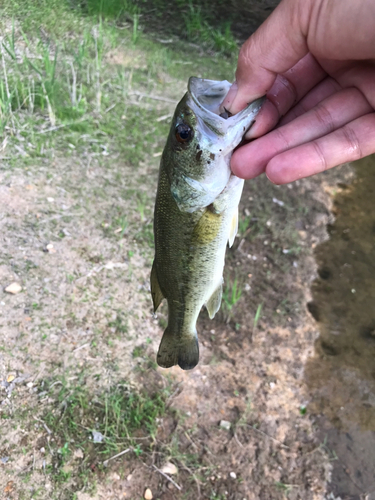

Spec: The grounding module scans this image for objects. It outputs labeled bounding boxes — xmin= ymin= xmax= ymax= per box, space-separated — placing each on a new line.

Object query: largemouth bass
xmin=151 ymin=77 xmax=263 ymax=370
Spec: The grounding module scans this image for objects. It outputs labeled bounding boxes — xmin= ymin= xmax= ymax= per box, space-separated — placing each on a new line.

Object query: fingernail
xmin=244 ymin=120 xmax=257 ymax=140
xmin=223 ymin=82 xmax=238 ymax=112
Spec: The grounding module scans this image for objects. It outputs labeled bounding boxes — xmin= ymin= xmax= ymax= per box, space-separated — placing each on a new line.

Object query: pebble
xmin=5 ymin=282 xmax=22 ymax=294
xmin=161 ymin=462 xmax=178 ymax=475
xmin=144 ymin=488 xmax=153 ymax=500
xmin=45 ymin=243 xmax=56 ymax=253
xmin=220 ymin=420 xmax=231 ymax=430
xmin=230 ymin=472 xmax=237 ymax=479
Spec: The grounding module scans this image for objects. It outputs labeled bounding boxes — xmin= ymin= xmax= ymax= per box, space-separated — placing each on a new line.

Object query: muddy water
xmin=305 ymin=155 xmax=375 ymax=499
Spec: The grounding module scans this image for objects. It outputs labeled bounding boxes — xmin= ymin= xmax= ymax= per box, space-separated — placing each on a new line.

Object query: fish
xmin=151 ymin=77 xmax=264 ymax=370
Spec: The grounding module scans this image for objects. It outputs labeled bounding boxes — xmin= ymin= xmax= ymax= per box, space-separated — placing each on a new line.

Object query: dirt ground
xmin=0 ymin=128 xmax=357 ymax=499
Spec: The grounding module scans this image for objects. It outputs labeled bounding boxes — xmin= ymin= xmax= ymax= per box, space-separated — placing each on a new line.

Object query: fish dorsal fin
xmin=151 ymin=261 xmax=164 ymax=312
xmin=228 ymin=209 xmax=239 ymax=248
xmin=205 ymin=282 xmax=223 ymax=319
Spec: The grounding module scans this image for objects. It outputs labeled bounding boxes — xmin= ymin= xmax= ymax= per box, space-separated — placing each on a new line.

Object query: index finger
xmin=226 ymin=0 xmax=311 ymax=114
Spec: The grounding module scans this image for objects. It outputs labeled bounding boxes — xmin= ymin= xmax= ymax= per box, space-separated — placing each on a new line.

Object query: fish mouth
xmin=169 ymin=78 xmax=264 ymax=213
xmin=188 ymin=77 xmax=265 ymax=138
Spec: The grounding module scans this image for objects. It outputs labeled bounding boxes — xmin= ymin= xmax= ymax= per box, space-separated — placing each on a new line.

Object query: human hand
xmin=224 ymin=0 xmax=375 ymax=184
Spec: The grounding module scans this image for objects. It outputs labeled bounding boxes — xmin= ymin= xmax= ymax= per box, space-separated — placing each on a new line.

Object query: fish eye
xmin=175 ymin=123 xmax=193 ymax=144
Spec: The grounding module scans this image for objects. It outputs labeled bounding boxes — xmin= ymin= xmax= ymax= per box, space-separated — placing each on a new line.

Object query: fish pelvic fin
xmin=151 ymin=261 xmax=164 ymax=312
xmin=228 ymin=208 xmax=239 ymax=248
xmin=157 ymin=327 xmax=199 ymax=370
xmin=206 ymin=282 xmax=223 ymax=319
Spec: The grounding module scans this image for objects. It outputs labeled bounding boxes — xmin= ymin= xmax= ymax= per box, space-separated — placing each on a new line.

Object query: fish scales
xmin=151 ymin=77 xmax=264 ymax=370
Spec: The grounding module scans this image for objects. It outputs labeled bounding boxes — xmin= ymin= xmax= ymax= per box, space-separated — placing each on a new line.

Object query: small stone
xmin=40 ymin=447 xmax=45 ymax=454
xmin=5 ymin=283 xmax=22 ymax=294
xmin=220 ymin=420 xmax=231 ymax=430
xmin=27 ymin=382 xmax=33 ymax=388
xmin=161 ymin=462 xmax=178 ymax=475
xmin=126 ymin=474 xmax=132 ymax=481
xmin=47 ymin=197 xmax=54 ymax=202
xmin=230 ymin=472 xmax=237 ymax=479
xmin=144 ymin=488 xmax=153 ymax=500
xmin=45 ymin=243 xmax=56 ymax=254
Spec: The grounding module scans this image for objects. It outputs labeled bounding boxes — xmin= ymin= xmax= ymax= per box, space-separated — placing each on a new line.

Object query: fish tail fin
xmin=157 ymin=327 xmax=199 ymax=370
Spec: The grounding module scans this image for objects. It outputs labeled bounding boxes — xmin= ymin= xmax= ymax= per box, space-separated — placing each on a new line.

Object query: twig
xmin=36 ymin=117 xmax=88 ymax=134
xmin=102 ymin=448 xmax=131 ymax=467
xmin=69 ymin=60 xmax=77 ymax=107
xmin=246 ymin=424 xmax=290 ymax=449
xmin=0 ymin=44 xmax=15 ymax=131
xmin=129 ymin=91 xmax=176 ymax=103
xmin=234 ymin=431 xmax=244 ymax=448
xmin=104 ymin=103 xmax=117 ymax=114
xmin=73 ymin=343 xmax=90 ymax=352
xmin=152 ymin=464 xmax=182 ymax=491
xmin=156 ymin=113 xmax=172 ymax=122
xmin=76 ymin=261 xmax=128 ymax=282
xmin=180 ymin=463 xmax=201 ymax=498
xmin=33 ymin=416 xmax=52 ymax=435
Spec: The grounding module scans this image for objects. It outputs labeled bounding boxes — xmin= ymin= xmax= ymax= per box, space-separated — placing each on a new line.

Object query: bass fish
xmin=151 ymin=77 xmax=263 ymax=370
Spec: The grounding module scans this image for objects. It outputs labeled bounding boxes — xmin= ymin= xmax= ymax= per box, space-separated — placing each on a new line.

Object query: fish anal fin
xmin=228 ymin=209 xmax=239 ymax=248
xmin=206 ymin=282 xmax=223 ymax=319
xmin=151 ymin=261 xmax=164 ymax=312
xmin=157 ymin=327 xmax=199 ymax=370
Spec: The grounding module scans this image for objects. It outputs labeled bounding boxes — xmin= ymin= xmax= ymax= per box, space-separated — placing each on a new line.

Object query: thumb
xmin=225 ymin=0 xmax=312 ymax=114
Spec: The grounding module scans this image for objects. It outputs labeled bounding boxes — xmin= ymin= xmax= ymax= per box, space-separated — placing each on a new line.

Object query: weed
xmin=39 ymin=375 xmax=172 ymax=489
xmin=238 ymin=214 xmax=251 ymax=236
xmin=320 ymin=436 xmax=338 ymax=461
xmin=252 ymin=303 xmax=263 ymax=337
xmin=222 ymin=277 xmax=242 ymax=321
xmin=108 ymin=312 xmax=128 ymax=334
xmin=275 ymin=481 xmax=291 ymax=493
xmin=183 ymin=1 xmax=237 ymax=54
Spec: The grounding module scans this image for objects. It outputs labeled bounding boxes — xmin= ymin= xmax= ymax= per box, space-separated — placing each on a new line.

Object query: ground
xmin=0 ymin=2 xmax=374 ymax=500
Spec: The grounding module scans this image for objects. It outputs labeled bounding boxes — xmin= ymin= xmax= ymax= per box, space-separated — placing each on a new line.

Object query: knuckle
xmin=342 ymin=125 xmax=362 ymax=160
xmin=314 ymin=103 xmax=335 ymax=133
xmin=274 ymin=127 xmax=292 ymax=150
xmin=311 ymin=140 xmax=327 ymax=171
xmin=278 ymin=74 xmax=298 ymax=104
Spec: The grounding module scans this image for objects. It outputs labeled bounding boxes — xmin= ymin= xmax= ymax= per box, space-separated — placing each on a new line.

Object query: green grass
xmin=78 ymin=0 xmax=238 ymax=54
xmin=0 ymin=1 xmax=236 ymax=174
xmin=222 ymin=277 xmax=242 ymax=321
xmin=38 ymin=374 xmax=172 ymax=489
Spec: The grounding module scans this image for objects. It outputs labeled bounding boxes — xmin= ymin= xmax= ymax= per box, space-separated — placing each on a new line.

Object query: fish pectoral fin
xmin=205 ymin=282 xmax=223 ymax=319
xmin=157 ymin=327 xmax=199 ymax=370
xmin=228 ymin=209 xmax=239 ymax=248
xmin=151 ymin=261 xmax=164 ymax=312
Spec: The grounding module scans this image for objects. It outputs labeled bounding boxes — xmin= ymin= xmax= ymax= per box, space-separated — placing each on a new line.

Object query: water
xmin=305 ymin=155 xmax=375 ymax=499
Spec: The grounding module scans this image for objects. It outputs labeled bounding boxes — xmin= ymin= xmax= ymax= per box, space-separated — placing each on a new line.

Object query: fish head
xmin=163 ymin=77 xmax=264 ymax=213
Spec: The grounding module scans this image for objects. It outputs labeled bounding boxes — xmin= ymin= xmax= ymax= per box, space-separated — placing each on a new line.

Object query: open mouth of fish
xmin=170 ymin=77 xmax=264 ymax=213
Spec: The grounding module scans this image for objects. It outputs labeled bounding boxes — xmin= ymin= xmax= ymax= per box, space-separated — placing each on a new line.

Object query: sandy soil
xmin=0 ymin=129 xmax=357 ymax=500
